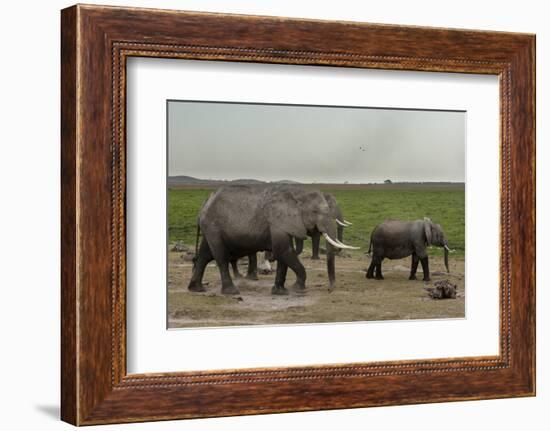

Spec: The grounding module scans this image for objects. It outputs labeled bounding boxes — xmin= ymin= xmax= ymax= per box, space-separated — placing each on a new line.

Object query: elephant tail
xmin=365 ymin=232 xmax=374 ymax=257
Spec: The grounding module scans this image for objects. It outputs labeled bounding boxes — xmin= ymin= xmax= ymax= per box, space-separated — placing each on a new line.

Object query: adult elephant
xmin=229 ymin=192 xmax=350 ymax=275
xmin=188 ymin=184 xmax=357 ymax=295
xmin=366 ymin=217 xmax=453 ymax=281
xmin=294 ymin=192 xmax=351 ymax=260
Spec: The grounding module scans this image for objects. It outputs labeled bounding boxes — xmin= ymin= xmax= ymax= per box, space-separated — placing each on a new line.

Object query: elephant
xmin=220 ymin=190 xmax=349 ymax=280
xmin=294 ymin=192 xmax=351 ymax=260
xmin=188 ymin=184 xmax=358 ymax=295
xmin=366 ymin=217 xmax=452 ymax=281
xmin=234 ymin=192 xmax=350 ymax=277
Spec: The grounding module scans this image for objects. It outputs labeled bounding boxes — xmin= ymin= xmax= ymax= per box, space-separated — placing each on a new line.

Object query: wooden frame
xmin=61 ymin=4 xmax=535 ymax=425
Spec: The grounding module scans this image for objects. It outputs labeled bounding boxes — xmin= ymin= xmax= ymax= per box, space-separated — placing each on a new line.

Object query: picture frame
xmin=60 ymin=4 xmax=535 ymax=425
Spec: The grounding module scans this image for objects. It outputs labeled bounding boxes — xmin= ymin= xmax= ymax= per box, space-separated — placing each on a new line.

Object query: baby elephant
xmin=366 ymin=218 xmax=452 ymax=281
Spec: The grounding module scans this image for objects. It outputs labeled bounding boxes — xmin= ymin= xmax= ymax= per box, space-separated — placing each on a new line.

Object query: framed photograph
xmin=61 ymin=4 xmax=535 ymax=425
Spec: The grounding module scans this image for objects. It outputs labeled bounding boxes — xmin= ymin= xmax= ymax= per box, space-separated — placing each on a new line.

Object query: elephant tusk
xmin=323 ymin=233 xmax=344 ymax=249
xmin=335 ymin=219 xmax=348 ymax=227
xmin=323 ymin=233 xmax=361 ymax=250
xmin=323 ymin=232 xmax=342 ymax=248
xmin=336 ymin=240 xmax=361 ymax=250
xmin=444 ymin=245 xmax=456 ymax=253
xmin=343 ymin=219 xmax=353 ymax=226
xmin=343 ymin=245 xmax=360 ymax=250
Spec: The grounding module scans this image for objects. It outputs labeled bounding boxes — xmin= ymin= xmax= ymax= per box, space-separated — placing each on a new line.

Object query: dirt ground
xmin=167 ymin=250 xmax=465 ymax=328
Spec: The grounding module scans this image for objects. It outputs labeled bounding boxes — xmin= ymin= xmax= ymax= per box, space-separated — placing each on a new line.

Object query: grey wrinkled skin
xmin=230 ymin=192 xmax=345 ymax=274
xmin=294 ymin=192 xmax=346 ymax=260
xmin=195 ymin=194 xmax=264 ymax=281
xmin=188 ymin=184 xmax=339 ymax=295
xmin=366 ymin=218 xmax=450 ymax=282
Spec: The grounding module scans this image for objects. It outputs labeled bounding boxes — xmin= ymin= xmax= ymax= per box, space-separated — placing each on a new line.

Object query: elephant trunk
xmin=294 ymin=237 xmax=304 ymax=255
xmin=319 ymin=222 xmax=359 ymax=291
xmin=323 ymin=224 xmax=338 ymax=291
xmin=326 ymin=245 xmax=336 ymax=291
xmin=444 ymin=246 xmax=450 ymax=273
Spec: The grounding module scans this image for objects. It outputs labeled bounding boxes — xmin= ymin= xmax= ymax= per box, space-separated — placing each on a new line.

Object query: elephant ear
xmin=423 ymin=217 xmax=433 ymax=246
xmin=266 ymin=189 xmax=307 ymax=240
xmin=323 ymin=193 xmax=336 ymax=214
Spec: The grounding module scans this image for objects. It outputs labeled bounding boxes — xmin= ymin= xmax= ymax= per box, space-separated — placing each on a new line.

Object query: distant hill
xmin=168 ymin=175 xmax=217 ymax=186
xmin=167 ymin=176 xmax=464 ymax=189
xmin=167 ymin=175 xmax=302 ymax=188
xmin=272 ymin=179 xmax=302 ymax=184
xmin=227 ymin=178 xmax=266 ymax=185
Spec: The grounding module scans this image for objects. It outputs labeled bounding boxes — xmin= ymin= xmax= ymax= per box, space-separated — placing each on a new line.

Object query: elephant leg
xmin=282 ymin=250 xmax=307 ymax=291
xmin=272 ymin=230 xmax=306 ymax=291
xmin=366 ymin=258 xmax=376 ymax=279
xmin=246 ymin=253 xmax=259 ymax=280
xmin=230 ymin=258 xmax=242 ymax=278
xmin=409 ymin=253 xmax=420 ymax=280
xmin=219 ymin=262 xmax=239 ymax=294
xmin=188 ymin=239 xmax=213 ymax=292
xmin=420 ymin=256 xmax=430 ymax=281
xmin=294 ymin=238 xmax=304 ymax=255
xmin=311 ymin=232 xmax=321 ymax=260
xmin=375 ymin=258 xmax=384 ymax=280
xmin=207 ymin=236 xmax=240 ymax=295
xmin=272 ymin=260 xmax=289 ymax=295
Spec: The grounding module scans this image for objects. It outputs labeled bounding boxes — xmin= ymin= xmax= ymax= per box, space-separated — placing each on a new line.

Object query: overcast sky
xmin=168 ymin=101 xmax=465 ymax=183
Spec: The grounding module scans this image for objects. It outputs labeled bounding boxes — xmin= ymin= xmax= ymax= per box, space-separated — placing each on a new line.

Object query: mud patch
xmin=167 ymin=252 xmax=465 ymax=328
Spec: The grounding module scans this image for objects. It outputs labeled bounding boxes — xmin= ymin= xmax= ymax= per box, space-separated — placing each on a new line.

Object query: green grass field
xmin=168 ymin=185 xmax=465 ymax=258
